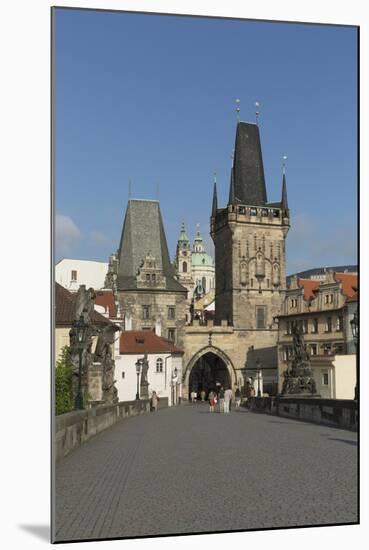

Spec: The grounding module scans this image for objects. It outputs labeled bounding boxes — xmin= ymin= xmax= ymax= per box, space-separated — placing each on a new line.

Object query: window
xmin=336 ymin=316 xmax=343 ymax=331
xmin=312 ymin=318 xmax=319 ymax=334
xmin=156 ymin=358 xmax=163 ymax=373
xmin=283 ymin=346 xmax=293 ymax=361
xmin=324 ymin=294 xmax=334 ymax=305
xmin=168 ymin=306 xmax=175 ymax=320
xmin=250 ymin=207 xmax=257 ymax=216
xmin=142 ymin=305 xmax=150 ymax=320
xmin=285 ymin=321 xmax=291 ymax=335
xmin=325 ymin=317 xmax=332 ymax=333
xmin=182 ymin=261 xmax=187 ymax=273
xmin=322 ymin=372 xmax=329 ymax=386
xmin=290 ymin=298 xmax=297 ymax=308
xmin=121 ymin=372 xmax=125 ymax=379
xmin=168 ymin=328 xmax=176 ymax=342
xmin=151 ymin=273 xmax=156 ymax=283
xmin=323 ymin=344 xmax=332 ymax=356
xmin=71 ymin=270 xmax=77 ymax=281
xmin=256 ymin=306 xmax=266 ymax=329
xmin=146 ymin=274 xmax=151 ymax=282
xmin=303 ymin=319 xmax=308 ymax=334
xmin=310 ymin=344 xmax=317 ymax=356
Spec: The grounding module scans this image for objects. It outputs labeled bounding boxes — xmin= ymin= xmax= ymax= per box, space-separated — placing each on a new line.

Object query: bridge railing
xmin=245 ymin=396 xmax=357 ymax=431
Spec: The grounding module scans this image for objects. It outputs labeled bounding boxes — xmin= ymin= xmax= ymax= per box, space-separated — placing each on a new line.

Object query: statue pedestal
xmin=140 ymin=381 xmax=149 ymax=400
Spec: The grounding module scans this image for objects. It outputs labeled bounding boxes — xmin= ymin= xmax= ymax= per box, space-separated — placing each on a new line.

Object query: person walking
xmin=208 ymin=390 xmax=216 ymax=413
xmin=200 ymin=389 xmax=206 ymax=402
xmin=235 ymin=387 xmax=241 ymax=409
xmin=151 ymin=391 xmax=158 ymax=412
xmin=224 ymin=387 xmax=233 ymax=414
xmin=218 ymin=386 xmax=225 ymax=413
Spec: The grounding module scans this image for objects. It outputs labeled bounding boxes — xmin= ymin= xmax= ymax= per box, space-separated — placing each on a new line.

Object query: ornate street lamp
xmin=72 ymin=314 xmax=89 ymax=410
xmin=135 ymin=359 xmax=142 ymax=400
xmin=350 ymin=311 xmax=358 ymax=400
xmin=256 ymin=358 xmax=262 ymax=397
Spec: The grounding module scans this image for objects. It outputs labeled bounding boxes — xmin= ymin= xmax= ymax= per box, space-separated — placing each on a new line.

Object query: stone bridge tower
xmin=211 ymin=121 xmax=290 ymax=334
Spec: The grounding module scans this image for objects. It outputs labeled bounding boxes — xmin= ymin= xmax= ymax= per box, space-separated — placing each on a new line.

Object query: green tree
xmin=55 ymin=345 xmax=74 ymax=415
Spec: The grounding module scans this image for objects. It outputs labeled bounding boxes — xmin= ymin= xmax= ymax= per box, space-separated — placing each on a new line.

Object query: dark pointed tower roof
xmin=211 ymin=175 xmax=218 ymax=217
xmin=230 ymin=121 xmax=267 ymax=206
xmin=228 ymin=166 xmax=235 ymax=205
xmin=281 ymin=171 xmax=288 ymax=211
xmin=116 ymin=199 xmax=185 ymax=292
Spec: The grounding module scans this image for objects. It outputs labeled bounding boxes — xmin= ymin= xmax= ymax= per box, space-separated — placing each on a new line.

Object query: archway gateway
xmin=184 ymin=347 xmax=236 ymax=400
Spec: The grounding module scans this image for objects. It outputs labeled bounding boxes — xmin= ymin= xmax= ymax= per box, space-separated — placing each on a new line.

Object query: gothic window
xmin=240 ymin=262 xmax=247 ymax=285
xmin=142 ymin=305 xmax=150 ymax=320
xmin=256 ymin=306 xmax=266 ymax=329
xmin=168 ymin=306 xmax=175 ymax=320
xmin=167 ymin=328 xmax=176 ymax=342
xmin=182 ymin=261 xmax=187 ymax=273
xmin=156 ymin=358 xmax=163 ymax=373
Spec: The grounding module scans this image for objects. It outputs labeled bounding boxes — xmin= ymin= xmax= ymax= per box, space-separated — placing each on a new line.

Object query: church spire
xmin=281 ymin=156 xmax=289 ymax=211
xmin=211 ymin=172 xmax=218 ymax=217
xmin=228 ymin=166 xmax=235 ymax=205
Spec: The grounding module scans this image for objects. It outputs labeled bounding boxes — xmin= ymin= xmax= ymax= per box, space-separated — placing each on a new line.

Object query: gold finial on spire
xmin=255 ymin=101 xmax=260 ymax=124
xmin=235 ymin=98 xmax=241 ymax=122
xmin=282 ymin=155 xmax=287 ymax=175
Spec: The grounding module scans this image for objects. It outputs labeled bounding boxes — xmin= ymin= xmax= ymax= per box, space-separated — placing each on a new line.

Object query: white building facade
xmin=115 ymin=331 xmax=184 ymax=406
xmin=55 ymin=259 xmax=108 ymax=292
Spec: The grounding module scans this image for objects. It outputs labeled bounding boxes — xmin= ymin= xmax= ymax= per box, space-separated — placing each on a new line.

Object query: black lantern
xmin=135 ymin=359 xmax=142 ymax=400
xmin=72 ymin=314 xmax=89 ymax=410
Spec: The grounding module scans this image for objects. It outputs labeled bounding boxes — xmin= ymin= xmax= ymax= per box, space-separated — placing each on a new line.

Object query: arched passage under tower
xmin=183 ymin=346 xmax=236 ymax=399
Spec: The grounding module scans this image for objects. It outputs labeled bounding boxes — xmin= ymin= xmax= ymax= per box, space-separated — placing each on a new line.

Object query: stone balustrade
xmin=54 ymin=397 xmax=169 ymax=461
xmin=245 ymin=396 xmax=357 ymax=431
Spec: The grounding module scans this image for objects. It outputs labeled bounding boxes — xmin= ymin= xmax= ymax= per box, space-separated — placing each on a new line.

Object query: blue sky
xmin=54 ymin=8 xmax=357 ymax=274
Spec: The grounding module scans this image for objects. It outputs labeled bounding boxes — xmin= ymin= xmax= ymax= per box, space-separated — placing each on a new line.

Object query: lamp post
xmin=350 ymin=311 xmax=358 ymax=400
xmin=171 ymin=367 xmax=178 ymax=405
xmin=135 ymin=359 xmax=142 ymax=400
xmin=256 ymin=358 xmax=262 ymax=397
xmin=72 ymin=314 xmax=89 ymax=410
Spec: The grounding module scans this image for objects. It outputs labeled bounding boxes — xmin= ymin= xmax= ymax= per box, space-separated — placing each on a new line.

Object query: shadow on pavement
xmin=328 ymin=438 xmax=357 ymax=446
xmin=19 ymin=524 xmax=50 ymax=542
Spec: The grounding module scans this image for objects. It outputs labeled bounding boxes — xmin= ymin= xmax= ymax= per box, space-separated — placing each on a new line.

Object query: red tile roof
xmin=298 ymin=278 xmax=320 ymax=300
xmin=95 ymin=289 xmax=117 ymax=318
xmin=334 ymin=273 xmax=358 ymax=298
xmin=55 ymin=283 xmax=116 ymax=328
xmin=120 ymin=331 xmax=183 ymax=355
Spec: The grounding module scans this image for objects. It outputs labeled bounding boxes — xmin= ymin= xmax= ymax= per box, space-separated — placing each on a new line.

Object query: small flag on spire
xmin=235 ymin=98 xmax=241 ymax=122
xmin=282 ymin=155 xmax=287 ymax=175
xmin=255 ymin=101 xmax=260 ymax=124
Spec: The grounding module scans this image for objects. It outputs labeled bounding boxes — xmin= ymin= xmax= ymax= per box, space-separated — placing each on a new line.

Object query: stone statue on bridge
xmin=140 ymin=353 xmax=150 ymax=400
xmin=281 ymin=322 xmax=318 ymax=396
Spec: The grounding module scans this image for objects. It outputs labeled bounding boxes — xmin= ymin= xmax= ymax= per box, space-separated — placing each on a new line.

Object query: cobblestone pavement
xmin=54 ymin=403 xmax=358 ymax=542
